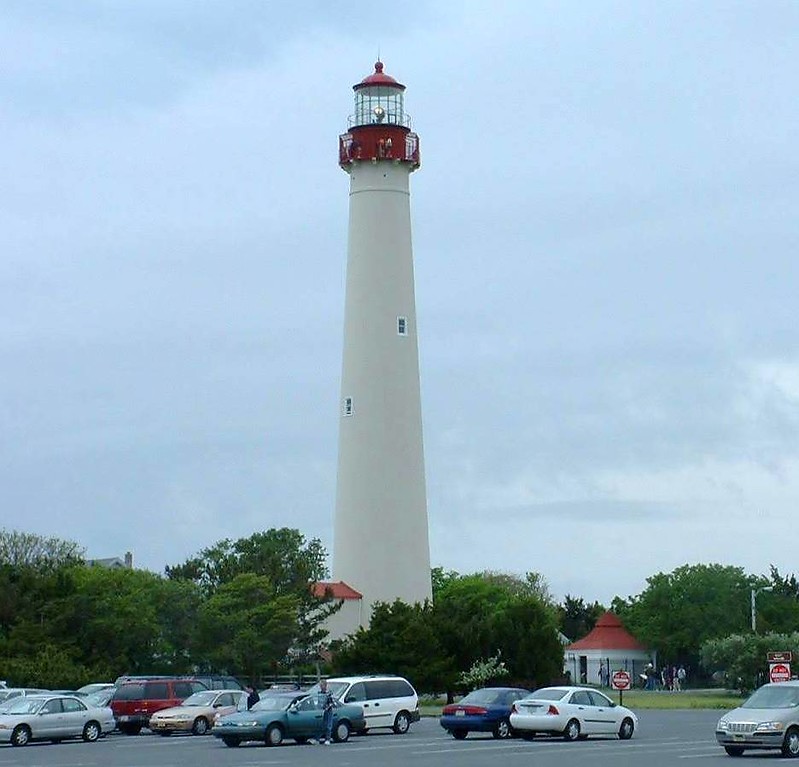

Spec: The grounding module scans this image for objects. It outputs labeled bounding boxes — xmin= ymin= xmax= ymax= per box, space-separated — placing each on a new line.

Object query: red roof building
xmin=564 ymin=612 xmax=652 ymax=687
xmin=566 ymin=612 xmax=647 ymax=652
xmin=312 ymin=581 xmax=363 ymax=600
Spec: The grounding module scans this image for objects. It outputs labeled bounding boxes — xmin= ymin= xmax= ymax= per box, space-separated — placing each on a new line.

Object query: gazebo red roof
xmin=566 ymin=612 xmax=647 ymax=651
xmin=312 ymin=581 xmax=363 ymax=600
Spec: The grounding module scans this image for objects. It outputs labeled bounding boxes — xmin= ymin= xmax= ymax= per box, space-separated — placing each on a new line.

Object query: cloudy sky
xmin=2 ymin=1 xmax=797 ymax=606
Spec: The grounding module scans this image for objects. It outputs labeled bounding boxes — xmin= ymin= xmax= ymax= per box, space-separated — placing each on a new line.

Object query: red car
xmin=111 ymin=678 xmax=207 ymax=735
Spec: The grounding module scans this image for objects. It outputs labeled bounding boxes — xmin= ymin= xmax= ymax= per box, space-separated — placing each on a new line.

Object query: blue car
xmin=440 ymin=687 xmax=531 ymax=739
xmin=213 ymin=691 xmax=365 ymax=747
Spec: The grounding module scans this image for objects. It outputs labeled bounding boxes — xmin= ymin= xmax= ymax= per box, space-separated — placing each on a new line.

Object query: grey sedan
xmin=716 ymin=680 xmax=799 ymax=757
xmin=0 ymin=694 xmax=116 ymax=747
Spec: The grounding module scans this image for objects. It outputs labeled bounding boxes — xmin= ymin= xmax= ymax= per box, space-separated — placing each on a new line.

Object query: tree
xmin=701 ymin=632 xmax=799 ymax=692
xmin=611 ymin=563 xmax=753 ymax=670
xmin=558 ymin=595 xmax=605 ymax=641
xmin=166 ymin=529 xmax=339 ymax=660
xmin=332 ymin=600 xmax=455 ymax=693
xmin=0 ymin=529 xmax=84 ymax=570
xmin=196 ymin=573 xmax=299 ymax=684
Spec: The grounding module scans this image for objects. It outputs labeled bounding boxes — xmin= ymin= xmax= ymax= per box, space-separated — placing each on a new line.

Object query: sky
xmin=2 ymin=1 xmax=798 ymax=606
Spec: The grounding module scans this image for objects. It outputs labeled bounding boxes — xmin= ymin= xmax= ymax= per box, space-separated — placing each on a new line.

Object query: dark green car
xmin=212 ymin=692 xmax=365 ymax=747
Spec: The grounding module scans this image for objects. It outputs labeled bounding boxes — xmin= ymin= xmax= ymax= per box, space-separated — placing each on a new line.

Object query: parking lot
xmin=0 ymin=710 xmax=764 ymax=767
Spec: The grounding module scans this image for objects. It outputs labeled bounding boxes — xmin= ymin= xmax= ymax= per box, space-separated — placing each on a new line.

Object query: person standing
xmin=315 ymin=679 xmax=336 ymax=745
xmin=246 ymin=685 xmax=260 ymax=710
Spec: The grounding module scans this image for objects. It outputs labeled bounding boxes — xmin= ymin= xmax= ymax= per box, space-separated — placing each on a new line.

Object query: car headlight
xmin=755 ymin=721 xmax=785 ymax=733
xmin=716 ymin=718 xmax=729 ymax=731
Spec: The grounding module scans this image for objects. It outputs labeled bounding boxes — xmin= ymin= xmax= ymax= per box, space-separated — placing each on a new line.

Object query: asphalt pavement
xmin=0 ymin=710 xmax=738 ymax=767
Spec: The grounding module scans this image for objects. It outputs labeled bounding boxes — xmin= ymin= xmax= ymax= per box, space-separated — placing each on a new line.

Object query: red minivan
xmin=111 ymin=678 xmax=207 ymax=734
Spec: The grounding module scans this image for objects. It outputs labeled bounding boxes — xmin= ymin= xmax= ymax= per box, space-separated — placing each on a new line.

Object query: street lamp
xmin=751 ymin=586 xmax=773 ymax=633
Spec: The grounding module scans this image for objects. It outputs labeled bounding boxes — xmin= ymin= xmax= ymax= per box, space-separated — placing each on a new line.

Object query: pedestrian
xmin=675 ymin=665 xmax=686 ymax=692
xmin=314 ymin=679 xmax=336 ymax=745
xmin=246 ymin=685 xmax=260 ymax=710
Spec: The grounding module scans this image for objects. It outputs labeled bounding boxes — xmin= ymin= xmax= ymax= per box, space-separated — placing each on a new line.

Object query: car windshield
xmin=743 ymin=686 xmax=799 ymax=709
xmin=526 ymin=688 xmax=569 ymax=701
xmin=182 ymin=691 xmax=217 ymax=707
xmin=5 ymin=697 xmax=44 ymax=714
xmin=459 ymin=689 xmax=504 ymax=705
xmin=252 ymin=696 xmax=298 ymax=712
xmin=306 ymin=682 xmax=348 ymax=698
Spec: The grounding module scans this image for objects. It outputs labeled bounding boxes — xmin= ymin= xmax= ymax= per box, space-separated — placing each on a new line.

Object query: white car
xmin=509 ymin=686 xmax=638 ymax=741
xmin=305 ymin=675 xmax=420 ymax=734
xmin=0 ymin=694 xmax=116 ymax=747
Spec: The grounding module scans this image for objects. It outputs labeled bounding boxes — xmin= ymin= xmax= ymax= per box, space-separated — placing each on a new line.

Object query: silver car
xmin=716 ymin=681 xmax=799 ymax=757
xmin=0 ymin=694 xmax=116 ymax=747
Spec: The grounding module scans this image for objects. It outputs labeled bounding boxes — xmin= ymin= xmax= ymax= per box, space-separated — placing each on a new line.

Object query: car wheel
xmin=618 ymin=717 xmax=635 ymax=740
xmin=192 ymin=717 xmax=209 ymax=736
xmin=82 ymin=721 xmax=101 ymax=742
xmin=222 ymin=736 xmax=240 ymax=747
xmin=782 ymin=727 xmax=799 ymax=758
xmin=451 ymin=729 xmax=468 ymax=740
xmin=493 ymin=718 xmax=512 ymax=739
xmin=520 ymin=731 xmax=536 ymax=741
xmin=265 ymin=723 xmax=284 ymax=746
xmin=392 ymin=711 xmax=411 ymax=734
xmin=563 ymin=718 xmax=581 ymax=741
xmin=724 ymin=746 xmax=745 ymax=756
xmin=11 ymin=725 xmax=31 ymax=747
xmin=120 ymin=724 xmax=142 ymax=735
xmin=334 ymin=720 xmax=351 ymax=743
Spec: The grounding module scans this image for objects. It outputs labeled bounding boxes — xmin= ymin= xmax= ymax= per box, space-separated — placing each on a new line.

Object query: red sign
xmin=768 ymin=652 xmax=793 ymax=662
xmin=611 ymin=670 xmax=632 ymax=690
xmin=769 ymin=663 xmax=791 ymax=683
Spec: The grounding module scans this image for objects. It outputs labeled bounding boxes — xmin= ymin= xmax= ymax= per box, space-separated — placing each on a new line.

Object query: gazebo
xmin=564 ymin=612 xmax=652 ymax=686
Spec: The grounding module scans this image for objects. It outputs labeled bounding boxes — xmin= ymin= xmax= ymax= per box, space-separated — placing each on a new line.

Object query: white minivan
xmin=308 ymin=675 xmax=420 ymax=734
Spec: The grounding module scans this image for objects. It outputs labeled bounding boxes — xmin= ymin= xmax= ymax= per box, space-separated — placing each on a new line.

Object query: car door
xmin=363 ymin=681 xmax=393 ymax=728
xmin=36 ymin=698 xmax=66 ymax=739
xmin=288 ymin=695 xmax=322 ymax=738
xmin=586 ymin=690 xmax=619 ymax=734
xmin=61 ymin=697 xmax=89 ymax=737
xmin=567 ymin=690 xmax=595 ymax=734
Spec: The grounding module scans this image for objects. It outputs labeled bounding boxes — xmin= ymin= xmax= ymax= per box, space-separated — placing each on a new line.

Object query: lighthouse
xmin=332 ymin=62 xmax=432 ymax=620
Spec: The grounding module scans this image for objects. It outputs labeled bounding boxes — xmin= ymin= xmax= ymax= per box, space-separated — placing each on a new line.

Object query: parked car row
xmin=440 ymin=686 xmax=637 ymax=742
xmin=0 ymin=673 xmax=422 ymax=748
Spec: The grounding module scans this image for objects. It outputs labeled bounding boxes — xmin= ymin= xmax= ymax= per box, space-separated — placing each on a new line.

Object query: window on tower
xmin=343 ymin=397 xmax=353 ymax=417
xmin=397 ymin=316 xmax=408 ymax=336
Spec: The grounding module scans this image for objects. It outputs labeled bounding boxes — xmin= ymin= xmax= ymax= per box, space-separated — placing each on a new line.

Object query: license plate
xmin=733 ymin=734 xmax=745 ymax=741
xmin=455 ymin=710 xmax=465 ymax=717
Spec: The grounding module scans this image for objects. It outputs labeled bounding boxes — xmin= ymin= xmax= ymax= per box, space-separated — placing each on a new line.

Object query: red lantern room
xmin=339 ymin=62 xmax=420 ymax=170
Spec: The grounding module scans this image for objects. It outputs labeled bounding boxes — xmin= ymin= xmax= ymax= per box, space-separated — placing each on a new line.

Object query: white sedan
xmin=509 ymin=686 xmax=637 ymax=741
xmin=0 ymin=694 xmax=116 ymax=747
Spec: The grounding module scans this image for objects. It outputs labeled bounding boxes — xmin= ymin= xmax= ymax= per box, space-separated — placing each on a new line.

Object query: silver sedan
xmin=716 ymin=681 xmax=799 ymax=757
xmin=0 ymin=694 xmax=116 ymax=747
xmin=509 ymin=686 xmax=638 ymax=741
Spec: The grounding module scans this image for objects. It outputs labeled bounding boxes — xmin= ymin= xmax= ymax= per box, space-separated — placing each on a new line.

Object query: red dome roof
xmin=354 ymin=61 xmax=405 ymax=91
xmin=566 ymin=612 xmax=647 ymax=651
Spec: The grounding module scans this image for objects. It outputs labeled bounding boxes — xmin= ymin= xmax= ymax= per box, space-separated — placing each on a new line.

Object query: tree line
xmin=1 ymin=528 xmax=795 ymax=692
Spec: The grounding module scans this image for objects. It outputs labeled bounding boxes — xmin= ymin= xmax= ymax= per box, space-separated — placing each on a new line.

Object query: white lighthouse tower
xmin=333 ymin=62 xmax=432 ymax=620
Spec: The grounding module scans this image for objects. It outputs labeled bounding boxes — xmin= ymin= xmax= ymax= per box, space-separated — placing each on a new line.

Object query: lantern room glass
xmin=353 ymin=86 xmax=408 ymax=128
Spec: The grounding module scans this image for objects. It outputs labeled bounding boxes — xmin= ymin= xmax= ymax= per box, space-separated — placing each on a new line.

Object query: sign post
xmin=768 ymin=652 xmax=792 ymax=683
xmin=611 ymin=670 xmax=632 ymax=705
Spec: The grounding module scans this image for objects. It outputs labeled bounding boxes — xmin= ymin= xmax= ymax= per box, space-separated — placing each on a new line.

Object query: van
xmin=110 ymin=678 xmax=207 ymax=734
xmin=307 ymin=675 xmax=420 ymax=734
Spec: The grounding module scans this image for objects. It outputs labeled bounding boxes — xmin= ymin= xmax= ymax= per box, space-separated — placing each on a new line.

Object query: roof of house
xmin=312 ymin=581 xmax=363 ymax=600
xmin=566 ymin=612 xmax=647 ymax=651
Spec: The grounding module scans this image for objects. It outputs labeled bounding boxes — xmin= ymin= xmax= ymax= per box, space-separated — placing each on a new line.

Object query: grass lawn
xmin=419 ymin=688 xmax=744 ymax=717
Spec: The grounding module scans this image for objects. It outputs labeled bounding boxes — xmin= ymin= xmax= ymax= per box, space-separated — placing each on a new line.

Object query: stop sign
xmin=770 ymin=662 xmax=791 ymax=683
xmin=611 ymin=670 xmax=632 ymax=690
